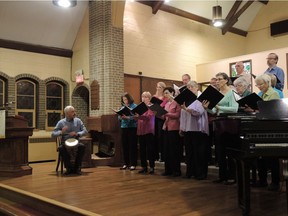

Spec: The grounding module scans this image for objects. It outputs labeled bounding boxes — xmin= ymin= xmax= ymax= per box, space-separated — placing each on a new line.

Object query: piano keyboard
xmin=252 ymin=143 xmax=288 ymax=148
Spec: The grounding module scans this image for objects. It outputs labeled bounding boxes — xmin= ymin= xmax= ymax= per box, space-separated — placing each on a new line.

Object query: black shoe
xmin=149 ymin=168 xmax=154 ymax=174
xmin=267 ymin=183 xmax=279 ymax=191
xmin=138 ymin=168 xmax=147 ymax=174
xmin=223 ymin=180 xmax=236 ymax=185
xmin=64 ymin=168 xmax=73 ymax=175
xmin=183 ymin=175 xmax=191 ymax=179
xmin=252 ymin=181 xmax=268 ymax=188
xmin=129 ymin=166 xmax=136 ymax=171
xmin=213 ymin=179 xmax=225 ymax=183
xmin=161 ymin=172 xmax=172 ymax=176
xmin=172 ymin=172 xmax=181 ymax=177
xmin=75 ymin=168 xmax=82 ymax=175
xmin=120 ymin=165 xmax=128 ymax=170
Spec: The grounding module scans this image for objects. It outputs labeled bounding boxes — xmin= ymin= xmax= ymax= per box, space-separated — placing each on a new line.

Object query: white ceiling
xmin=165 ymin=0 xmax=264 ymax=31
xmin=0 ymin=0 xmax=88 ymax=50
xmin=0 ymin=0 xmax=265 ymax=51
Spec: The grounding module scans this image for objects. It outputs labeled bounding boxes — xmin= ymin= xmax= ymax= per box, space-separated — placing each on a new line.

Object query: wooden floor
xmin=0 ymin=162 xmax=287 ymax=216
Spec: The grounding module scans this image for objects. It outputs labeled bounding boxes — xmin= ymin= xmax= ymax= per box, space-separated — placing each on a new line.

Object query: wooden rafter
xmin=137 ymin=0 xmax=270 ymax=37
xmin=224 ymin=0 xmax=242 ymax=23
xmin=152 ymin=0 xmax=164 ymax=14
xmin=258 ymin=0 xmax=269 ymax=5
xmin=222 ymin=0 xmax=255 ymax=35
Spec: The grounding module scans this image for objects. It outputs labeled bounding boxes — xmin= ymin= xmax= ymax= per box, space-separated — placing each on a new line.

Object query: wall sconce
xmin=212 ymin=5 xmax=224 ymax=27
xmin=53 ymin=0 xmax=77 ymax=8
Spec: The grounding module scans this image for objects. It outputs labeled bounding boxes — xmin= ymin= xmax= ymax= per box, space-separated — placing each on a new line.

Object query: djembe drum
xmin=65 ymin=138 xmax=79 ymax=163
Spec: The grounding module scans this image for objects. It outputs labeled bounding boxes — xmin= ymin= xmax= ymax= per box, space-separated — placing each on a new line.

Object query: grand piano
xmin=213 ymin=99 xmax=288 ymax=216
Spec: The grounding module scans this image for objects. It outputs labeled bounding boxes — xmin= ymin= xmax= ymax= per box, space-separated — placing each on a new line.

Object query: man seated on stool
xmin=52 ymin=105 xmax=87 ymax=175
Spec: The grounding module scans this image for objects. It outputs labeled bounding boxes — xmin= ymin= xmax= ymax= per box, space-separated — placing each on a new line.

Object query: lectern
xmin=0 ymin=115 xmax=34 ymax=177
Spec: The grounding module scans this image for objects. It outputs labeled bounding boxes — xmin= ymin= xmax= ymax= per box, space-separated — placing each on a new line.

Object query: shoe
xmin=223 ymin=180 xmax=236 ymax=185
xmin=75 ymin=168 xmax=82 ymax=175
xmin=251 ymin=181 xmax=268 ymax=188
xmin=64 ymin=168 xmax=73 ymax=175
xmin=138 ymin=168 xmax=147 ymax=174
xmin=172 ymin=172 xmax=181 ymax=177
xmin=213 ymin=179 xmax=225 ymax=183
xmin=130 ymin=166 xmax=136 ymax=171
xmin=183 ymin=175 xmax=191 ymax=179
xmin=267 ymin=183 xmax=279 ymax=191
xmin=120 ymin=165 xmax=128 ymax=170
xmin=149 ymin=168 xmax=154 ymax=174
xmin=161 ymin=172 xmax=172 ymax=176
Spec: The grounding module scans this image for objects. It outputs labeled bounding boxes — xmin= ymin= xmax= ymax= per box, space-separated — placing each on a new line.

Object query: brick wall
xmin=72 ymin=85 xmax=89 ymax=127
xmin=89 ymin=0 xmax=124 ymax=116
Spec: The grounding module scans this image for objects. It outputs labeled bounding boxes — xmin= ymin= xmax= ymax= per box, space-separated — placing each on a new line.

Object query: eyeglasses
xmin=216 ymin=78 xmax=224 ymax=81
xmin=255 ymin=83 xmax=265 ymax=87
xmin=266 ymin=58 xmax=276 ymax=60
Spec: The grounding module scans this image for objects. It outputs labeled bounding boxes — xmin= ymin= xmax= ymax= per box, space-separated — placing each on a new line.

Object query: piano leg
xmin=235 ymin=159 xmax=251 ymax=216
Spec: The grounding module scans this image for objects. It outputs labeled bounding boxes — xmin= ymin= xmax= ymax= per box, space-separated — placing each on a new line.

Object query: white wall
xmin=196 ymin=47 xmax=288 ymax=96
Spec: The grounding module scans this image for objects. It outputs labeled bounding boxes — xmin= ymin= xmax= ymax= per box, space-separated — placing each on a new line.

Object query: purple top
xmin=137 ymin=109 xmax=155 ymax=135
xmin=180 ymin=100 xmax=209 ymax=135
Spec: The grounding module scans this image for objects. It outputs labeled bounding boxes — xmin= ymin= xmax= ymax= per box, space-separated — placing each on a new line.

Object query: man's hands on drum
xmin=61 ymin=126 xmax=79 ymax=137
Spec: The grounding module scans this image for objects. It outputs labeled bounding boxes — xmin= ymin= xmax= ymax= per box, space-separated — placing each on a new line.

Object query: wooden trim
xmin=0 ymin=39 xmax=73 ymax=58
xmin=138 ymin=1 xmax=248 ymax=37
xmin=0 ymin=183 xmax=100 ymax=216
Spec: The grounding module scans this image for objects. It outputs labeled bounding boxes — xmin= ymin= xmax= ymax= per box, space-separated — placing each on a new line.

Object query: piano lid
xmin=256 ymin=99 xmax=288 ymax=120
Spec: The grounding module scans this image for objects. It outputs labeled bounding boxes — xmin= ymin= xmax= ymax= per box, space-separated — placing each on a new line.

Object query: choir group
xmin=117 ymin=52 xmax=285 ymax=191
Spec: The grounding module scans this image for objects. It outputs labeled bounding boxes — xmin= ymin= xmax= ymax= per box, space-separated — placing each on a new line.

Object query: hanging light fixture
xmin=212 ymin=4 xmax=224 ymax=27
xmin=53 ymin=0 xmax=77 ymax=8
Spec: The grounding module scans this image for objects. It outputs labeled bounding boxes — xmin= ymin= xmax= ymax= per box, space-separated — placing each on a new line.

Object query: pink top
xmin=137 ymin=109 xmax=155 ymax=135
xmin=162 ymin=100 xmax=181 ymax=131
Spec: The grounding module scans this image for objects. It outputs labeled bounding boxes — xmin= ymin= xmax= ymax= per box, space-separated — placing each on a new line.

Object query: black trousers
xmin=121 ymin=128 xmax=138 ymax=167
xmin=139 ymin=133 xmax=155 ymax=168
xmin=163 ymin=130 xmax=181 ymax=175
xmin=59 ymin=143 xmax=85 ymax=170
xmin=184 ymin=131 xmax=208 ymax=178
xmin=215 ymin=132 xmax=236 ymax=181
xmin=154 ymin=118 xmax=165 ymax=160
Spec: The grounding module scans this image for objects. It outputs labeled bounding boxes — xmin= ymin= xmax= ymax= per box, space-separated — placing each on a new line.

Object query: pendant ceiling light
xmin=212 ymin=4 xmax=224 ymax=27
xmin=53 ymin=0 xmax=77 ymax=8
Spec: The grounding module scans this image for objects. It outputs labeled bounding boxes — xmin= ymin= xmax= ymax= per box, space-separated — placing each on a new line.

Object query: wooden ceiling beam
xmin=258 ymin=0 xmax=269 ymax=5
xmin=225 ymin=0 xmax=242 ymax=22
xmin=152 ymin=0 xmax=164 ymax=14
xmin=222 ymin=0 xmax=255 ymax=35
xmin=138 ymin=1 xmax=248 ymax=37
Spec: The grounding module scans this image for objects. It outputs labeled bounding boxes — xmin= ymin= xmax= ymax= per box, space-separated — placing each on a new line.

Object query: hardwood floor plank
xmin=0 ymin=162 xmax=287 ymax=216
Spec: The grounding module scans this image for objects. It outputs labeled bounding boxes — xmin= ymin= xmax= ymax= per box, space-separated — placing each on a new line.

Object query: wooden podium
xmin=0 ymin=116 xmax=34 ymax=177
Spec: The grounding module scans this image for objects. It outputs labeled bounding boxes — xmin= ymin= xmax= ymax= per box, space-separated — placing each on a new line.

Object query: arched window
xmin=46 ymin=82 xmax=64 ymax=130
xmin=16 ymin=80 xmax=36 ymax=127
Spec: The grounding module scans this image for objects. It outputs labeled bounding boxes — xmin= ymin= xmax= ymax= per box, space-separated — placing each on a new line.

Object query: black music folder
xmin=197 ymin=85 xmax=224 ymax=109
xmin=173 ymin=84 xmax=187 ymax=94
xmin=148 ymin=103 xmax=168 ymax=118
xmin=112 ymin=106 xmax=132 ymax=116
xmin=236 ymin=92 xmax=263 ymax=110
xmin=150 ymin=96 xmax=163 ymax=105
xmin=130 ymin=102 xmax=148 ymax=115
xmin=174 ymin=88 xmax=197 ymax=107
xmin=230 ymin=76 xmax=238 ymax=83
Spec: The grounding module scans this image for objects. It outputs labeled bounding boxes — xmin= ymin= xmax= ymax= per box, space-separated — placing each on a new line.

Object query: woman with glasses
xmin=254 ymin=74 xmax=280 ymax=191
xmin=161 ymin=87 xmax=182 ymax=177
xmin=203 ymin=72 xmax=239 ymax=185
xmin=180 ymin=81 xmax=209 ymax=180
